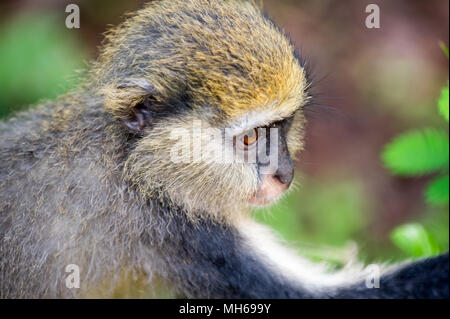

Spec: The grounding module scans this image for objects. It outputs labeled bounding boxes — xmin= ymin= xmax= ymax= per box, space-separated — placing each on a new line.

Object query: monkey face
xmin=97 ymin=0 xmax=310 ymax=221
xmin=121 ymin=105 xmax=306 ymax=221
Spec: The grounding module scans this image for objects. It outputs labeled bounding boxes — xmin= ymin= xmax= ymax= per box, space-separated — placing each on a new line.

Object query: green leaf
xmin=440 ymin=41 xmax=449 ymax=59
xmin=426 ymin=175 xmax=449 ymax=205
xmin=382 ymin=128 xmax=449 ymax=176
xmin=438 ymin=84 xmax=449 ymax=122
xmin=391 ymin=223 xmax=441 ymax=258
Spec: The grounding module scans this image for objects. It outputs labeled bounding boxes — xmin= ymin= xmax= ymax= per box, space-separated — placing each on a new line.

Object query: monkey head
xmin=92 ymin=0 xmax=310 ymax=222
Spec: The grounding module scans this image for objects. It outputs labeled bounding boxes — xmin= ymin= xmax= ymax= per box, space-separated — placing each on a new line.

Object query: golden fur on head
xmin=93 ymin=0 xmax=309 ymax=125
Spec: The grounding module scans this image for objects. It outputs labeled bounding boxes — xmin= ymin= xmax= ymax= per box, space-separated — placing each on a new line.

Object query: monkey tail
xmin=333 ymin=253 xmax=449 ymax=299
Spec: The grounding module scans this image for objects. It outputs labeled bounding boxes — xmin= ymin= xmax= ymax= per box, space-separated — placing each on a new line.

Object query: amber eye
xmin=243 ymin=128 xmax=258 ymax=147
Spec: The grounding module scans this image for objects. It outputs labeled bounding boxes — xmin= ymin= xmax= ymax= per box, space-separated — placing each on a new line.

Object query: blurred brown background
xmin=0 ymin=0 xmax=448 ymax=263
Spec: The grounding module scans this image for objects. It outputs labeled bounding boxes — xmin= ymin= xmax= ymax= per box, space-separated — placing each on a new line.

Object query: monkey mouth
xmin=248 ymin=175 xmax=289 ymax=206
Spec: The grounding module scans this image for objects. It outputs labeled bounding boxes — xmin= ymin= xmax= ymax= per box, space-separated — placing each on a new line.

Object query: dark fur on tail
xmin=335 ymin=253 xmax=449 ymax=299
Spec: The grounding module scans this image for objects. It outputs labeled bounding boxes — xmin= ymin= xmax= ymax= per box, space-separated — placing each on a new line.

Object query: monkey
xmin=0 ymin=0 xmax=448 ymax=299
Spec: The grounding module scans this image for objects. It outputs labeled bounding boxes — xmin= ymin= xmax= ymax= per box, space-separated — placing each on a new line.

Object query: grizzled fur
xmin=0 ymin=0 xmax=307 ymax=298
xmin=0 ymin=0 xmax=448 ymax=298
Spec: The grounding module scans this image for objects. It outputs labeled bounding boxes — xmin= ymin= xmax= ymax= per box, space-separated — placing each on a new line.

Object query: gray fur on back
xmin=0 ymin=92 xmax=156 ymax=298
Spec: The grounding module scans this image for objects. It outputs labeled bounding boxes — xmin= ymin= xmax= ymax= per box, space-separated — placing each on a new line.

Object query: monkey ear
xmin=103 ymin=79 xmax=159 ymax=133
xmin=122 ymin=99 xmax=154 ymax=132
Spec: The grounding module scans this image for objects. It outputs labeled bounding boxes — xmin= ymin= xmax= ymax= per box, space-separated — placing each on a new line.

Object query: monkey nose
xmin=274 ymin=166 xmax=294 ymax=187
xmin=248 ymin=173 xmax=291 ymax=206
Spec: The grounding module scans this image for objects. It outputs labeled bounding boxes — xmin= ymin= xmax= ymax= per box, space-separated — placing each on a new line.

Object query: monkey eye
xmin=244 ymin=128 xmax=258 ymax=145
xmin=239 ymin=128 xmax=259 ymax=150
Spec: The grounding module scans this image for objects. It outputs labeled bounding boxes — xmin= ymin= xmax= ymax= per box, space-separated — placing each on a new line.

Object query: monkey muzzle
xmin=248 ymin=174 xmax=291 ymax=206
xmin=248 ymin=151 xmax=294 ymax=206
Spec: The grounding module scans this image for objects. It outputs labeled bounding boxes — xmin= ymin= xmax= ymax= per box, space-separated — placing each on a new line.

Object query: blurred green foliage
xmin=440 ymin=41 xmax=450 ymax=59
xmin=381 ymin=47 xmax=449 ymax=259
xmin=438 ymin=83 xmax=449 ymax=122
xmin=381 ymin=128 xmax=448 ymax=177
xmin=391 ymin=223 xmax=441 ymax=258
xmin=0 ymin=11 xmax=87 ymax=118
xmin=426 ymin=175 xmax=449 ymax=206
